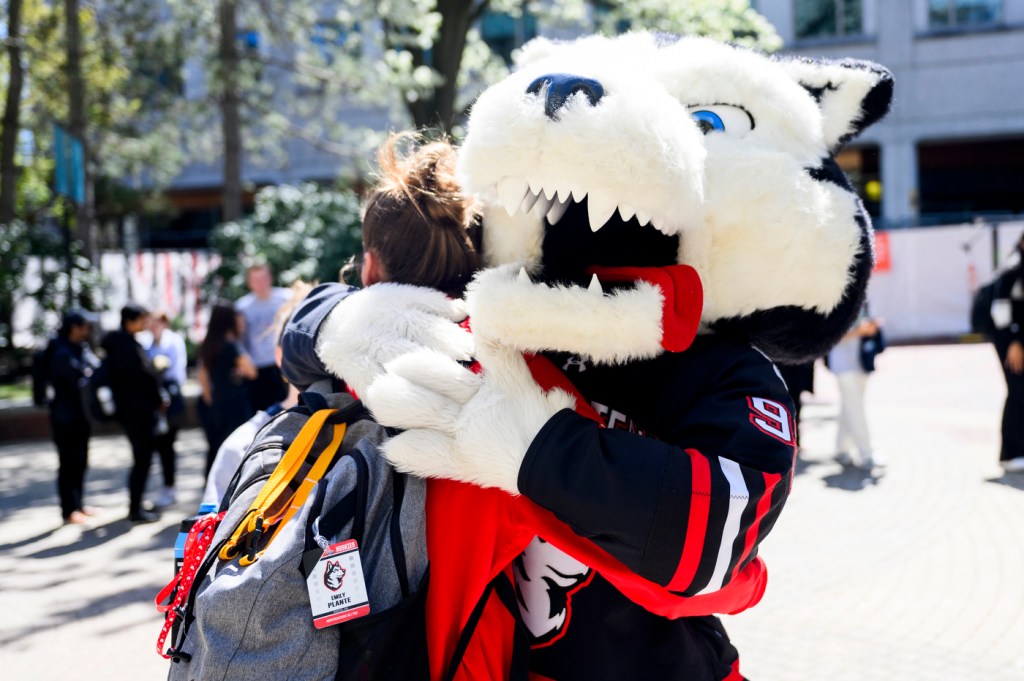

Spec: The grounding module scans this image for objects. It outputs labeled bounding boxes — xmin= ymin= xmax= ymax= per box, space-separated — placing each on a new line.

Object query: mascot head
xmin=457 ymin=32 xmax=893 ymax=364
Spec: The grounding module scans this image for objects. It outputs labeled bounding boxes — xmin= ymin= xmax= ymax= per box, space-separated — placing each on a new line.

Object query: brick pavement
xmin=1 ymin=343 xmax=1023 ymax=680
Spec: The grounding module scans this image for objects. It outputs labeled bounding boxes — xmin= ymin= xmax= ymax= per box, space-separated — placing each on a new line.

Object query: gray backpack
xmin=164 ymin=389 xmax=430 ymax=681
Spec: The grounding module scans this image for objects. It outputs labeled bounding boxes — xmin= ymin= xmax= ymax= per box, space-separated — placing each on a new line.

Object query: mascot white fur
xmin=308 ymin=31 xmax=892 ymax=681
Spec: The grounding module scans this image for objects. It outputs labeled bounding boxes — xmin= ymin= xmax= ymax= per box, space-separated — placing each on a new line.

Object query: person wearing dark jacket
xmin=995 ymin=233 xmax=1024 ymax=472
xmin=47 ymin=309 xmax=99 ymax=524
xmin=196 ymin=303 xmax=258 ymax=476
xmin=101 ymin=303 xmax=166 ymax=523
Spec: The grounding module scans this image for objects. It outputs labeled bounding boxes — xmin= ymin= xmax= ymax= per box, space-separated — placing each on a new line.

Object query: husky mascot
xmin=286 ymin=32 xmax=893 ymax=681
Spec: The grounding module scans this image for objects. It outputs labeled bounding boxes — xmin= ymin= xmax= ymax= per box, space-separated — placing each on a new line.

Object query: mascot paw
xmin=366 ymin=342 xmax=575 ymax=494
xmin=315 ymin=283 xmax=473 ymax=396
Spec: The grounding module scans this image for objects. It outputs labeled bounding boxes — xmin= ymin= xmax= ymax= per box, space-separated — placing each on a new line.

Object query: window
xmin=917 ymin=138 xmax=1024 ymax=224
xmin=310 ymin=21 xmax=359 ymax=65
xmin=928 ymin=0 xmax=1002 ymax=29
xmin=481 ymin=10 xmax=537 ymax=66
xmin=836 ymin=145 xmax=881 ymax=218
xmin=794 ymin=0 xmax=863 ymax=39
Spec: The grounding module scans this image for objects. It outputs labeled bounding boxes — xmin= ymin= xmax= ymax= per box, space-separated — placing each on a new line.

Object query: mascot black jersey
xmin=519 ymin=338 xmax=795 ymax=681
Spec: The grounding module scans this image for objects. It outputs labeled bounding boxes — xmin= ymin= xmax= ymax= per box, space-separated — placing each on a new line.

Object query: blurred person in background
xmin=143 ymin=311 xmax=187 ymax=508
xmin=45 ymin=309 xmax=100 ymax=524
xmin=197 ymin=302 xmax=257 ymax=476
xmin=101 ymin=303 xmax=166 ymax=524
xmin=828 ymin=304 xmax=885 ymax=473
xmin=201 ymin=282 xmax=310 ymax=507
xmin=778 ymin=360 xmax=815 ymax=446
xmin=994 ymin=233 xmax=1024 ymax=473
xmin=235 ymin=263 xmax=291 ymax=413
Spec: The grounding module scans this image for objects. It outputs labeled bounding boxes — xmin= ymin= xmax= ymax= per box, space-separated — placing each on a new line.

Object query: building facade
xmin=755 ymin=0 xmax=1024 ymax=228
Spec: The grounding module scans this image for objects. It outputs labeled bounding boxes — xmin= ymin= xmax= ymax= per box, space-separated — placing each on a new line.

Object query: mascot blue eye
xmin=686 ymin=104 xmax=754 ymax=138
xmin=692 ymin=110 xmax=725 ymax=134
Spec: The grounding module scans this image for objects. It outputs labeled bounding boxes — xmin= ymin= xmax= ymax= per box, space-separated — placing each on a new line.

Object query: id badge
xmin=305 ymin=539 xmax=371 ymax=628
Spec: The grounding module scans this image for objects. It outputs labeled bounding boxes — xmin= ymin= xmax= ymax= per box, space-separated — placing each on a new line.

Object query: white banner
xmin=868 ymin=222 xmax=1024 ymax=342
xmin=14 ymin=249 xmax=221 ymax=348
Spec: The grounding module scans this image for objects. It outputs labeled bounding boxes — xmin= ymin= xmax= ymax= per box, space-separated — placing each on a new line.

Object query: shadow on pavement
xmin=0 ymin=447 xmax=129 ymax=518
xmin=0 ymin=526 xmax=62 ymax=552
xmin=27 ymin=519 xmax=133 ymax=559
xmin=793 ymin=455 xmax=820 ymax=477
xmin=985 ymin=473 xmax=1024 ymax=491
xmin=0 ymin=581 xmax=165 ymax=649
xmin=123 ymin=522 xmax=180 ymax=560
xmin=820 ymin=466 xmax=882 ymax=492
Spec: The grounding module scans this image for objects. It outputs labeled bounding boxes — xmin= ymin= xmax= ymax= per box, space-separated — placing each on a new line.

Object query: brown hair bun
xmin=363 ymin=132 xmax=481 ymax=297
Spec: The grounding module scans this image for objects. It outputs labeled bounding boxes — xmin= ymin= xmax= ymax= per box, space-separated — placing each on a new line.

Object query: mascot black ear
xmin=779 ymin=57 xmax=894 ymax=153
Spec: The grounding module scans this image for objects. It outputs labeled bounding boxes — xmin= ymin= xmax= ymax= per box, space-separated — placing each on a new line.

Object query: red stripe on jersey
xmin=730 ymin=471 xmax=782 ymax=584
xmin=668 ymin=449 xmax=711 ymax=592
xmin=723 ymin=658 xmax=744 ymax=681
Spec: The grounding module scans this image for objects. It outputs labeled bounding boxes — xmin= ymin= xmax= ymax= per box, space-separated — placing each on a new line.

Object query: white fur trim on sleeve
xmin=315 ymin=283 xmax=474 ymax=397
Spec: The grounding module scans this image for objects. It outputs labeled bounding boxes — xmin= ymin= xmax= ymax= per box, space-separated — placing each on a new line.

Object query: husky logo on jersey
xmin=513 ymin=536 xmax=594 ymax=646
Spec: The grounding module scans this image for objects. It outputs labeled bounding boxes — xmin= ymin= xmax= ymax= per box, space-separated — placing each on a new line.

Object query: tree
xmin=588 ymin=0 xmax=782 ymax=49
xmin=0 ymin=0 xmax=189 ymax=356
xmin=158 ymin=0 xmax=786 ymax=320
xmin=1 ymin=0 xmax=25 ymax=224
xmin=0 ymin=219 xmax=103 ymax=351
xmin=64 ymin=0 xmax=91 ymax=259
xmin=16 ymin=0 xmax=191 ymax=224
xmin=164 ymin=0 xmax=379 ymax=223
xmin=217 ymin=0 xmax=243 ymax=222
xmin=380 ymin=0 xmax=505 ymax=132
xmin=326 ymin=0 xmax=781 ymax=134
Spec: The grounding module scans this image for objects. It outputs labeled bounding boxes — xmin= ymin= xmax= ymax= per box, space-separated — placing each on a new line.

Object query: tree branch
xmin=281 ymin=121 xmax=359 ymax=158
xmin=246 ymin=97 xmax=359 ymax=158
xmin=468 ymin=0 xmax=491 ymax=25
xmin=241 ymin=51 xmax=352 ymax=87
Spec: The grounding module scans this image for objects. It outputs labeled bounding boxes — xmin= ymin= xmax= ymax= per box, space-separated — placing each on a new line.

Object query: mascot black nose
xmin=527 ymin=74 xmax=604 ymax=120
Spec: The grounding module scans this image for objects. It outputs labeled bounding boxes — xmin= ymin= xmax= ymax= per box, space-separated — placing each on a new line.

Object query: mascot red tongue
xmin=426 ymin=265 xmax=761 ymax=681
xmin=587 ymin=265 xmax=703 ymax=353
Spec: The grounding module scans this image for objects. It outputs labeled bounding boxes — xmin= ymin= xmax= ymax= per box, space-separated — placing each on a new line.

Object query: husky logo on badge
xmin=324 ymin=560 xmax=346 ymax=591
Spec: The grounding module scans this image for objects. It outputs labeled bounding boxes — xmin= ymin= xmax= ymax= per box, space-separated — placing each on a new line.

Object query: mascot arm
xmin=279 ymin=281 xmax=473 ymax=395
xmin=517 ymin=363 xmax=795 ymax=595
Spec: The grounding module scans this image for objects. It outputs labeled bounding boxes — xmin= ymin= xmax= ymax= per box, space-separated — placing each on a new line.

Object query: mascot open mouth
xmin=540 ymin=197 xmax=682 ymax=288
xmin=467 ymin=176 xmax=703 ymax=362
xmin=492 ymin=177 xmax=683 ymax=289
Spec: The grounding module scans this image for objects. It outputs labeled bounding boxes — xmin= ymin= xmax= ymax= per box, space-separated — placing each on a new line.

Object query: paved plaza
xmin=2 ymin=342 xmax=1023 ymax=680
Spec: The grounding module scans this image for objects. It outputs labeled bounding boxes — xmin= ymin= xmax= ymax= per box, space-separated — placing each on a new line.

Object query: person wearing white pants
xmin=828 ymin=310 xmax=884 ymax=471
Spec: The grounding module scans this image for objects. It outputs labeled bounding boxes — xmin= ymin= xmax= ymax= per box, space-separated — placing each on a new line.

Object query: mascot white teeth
xmin=312 ymin=30 xmax=892 ymax=681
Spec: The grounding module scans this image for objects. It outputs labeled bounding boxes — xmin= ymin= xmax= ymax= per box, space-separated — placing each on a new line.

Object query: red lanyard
xmin=154 ymin=512 xmax=224 ymax=658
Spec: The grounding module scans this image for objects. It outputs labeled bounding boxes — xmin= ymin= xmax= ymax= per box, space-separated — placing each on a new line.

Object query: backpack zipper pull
xmin=246 ymin=517 xmax=265 ymax=563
